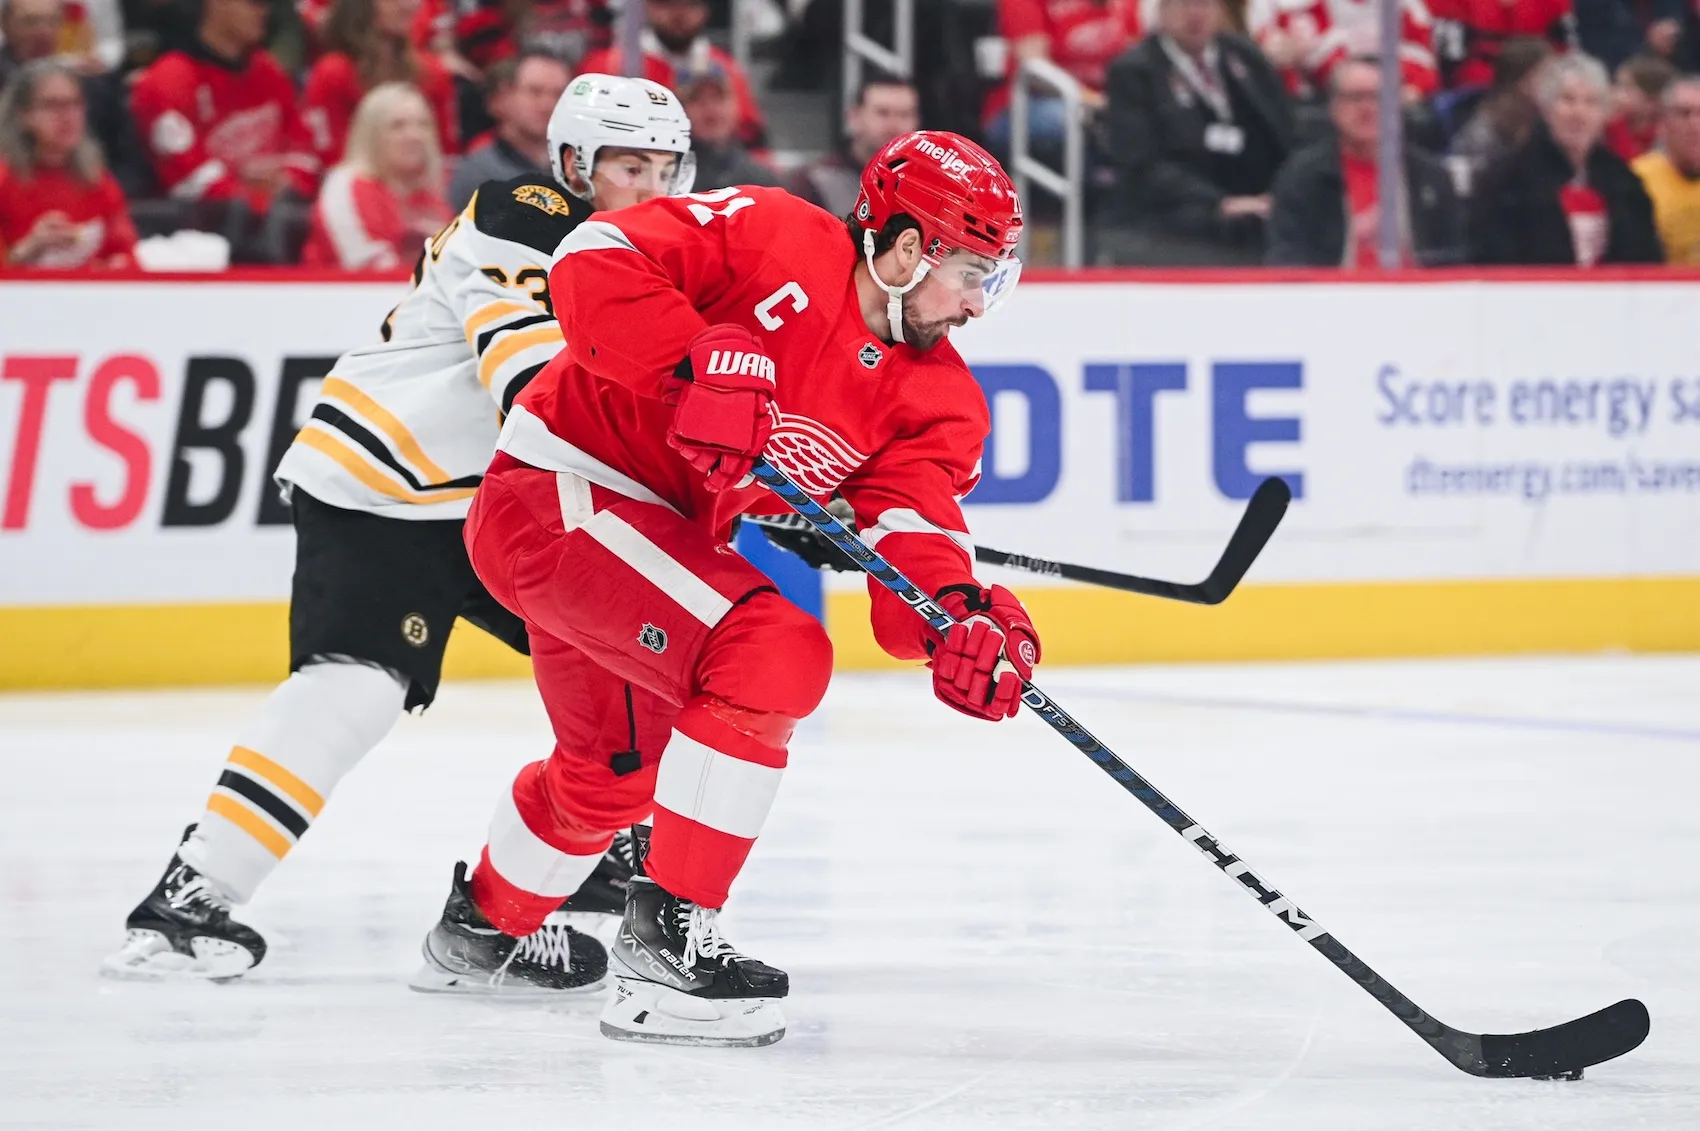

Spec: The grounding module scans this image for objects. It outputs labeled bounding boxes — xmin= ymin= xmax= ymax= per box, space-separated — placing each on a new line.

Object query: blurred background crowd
xmin=1 ymin=0 xmax=1698 ymax=271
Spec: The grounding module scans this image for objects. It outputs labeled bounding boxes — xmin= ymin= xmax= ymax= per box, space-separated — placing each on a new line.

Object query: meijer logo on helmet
xmin=913 ymin=137 xmax=973 ymax=177
xmin=706 ymin=350 xmax=776 ymax=383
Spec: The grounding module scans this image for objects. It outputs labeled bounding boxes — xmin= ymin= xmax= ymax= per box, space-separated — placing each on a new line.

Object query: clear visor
xmin=595 ymin=149 xmax=697 ymax=196
xmin=929 ymin=252 xmax=1023 ymax=316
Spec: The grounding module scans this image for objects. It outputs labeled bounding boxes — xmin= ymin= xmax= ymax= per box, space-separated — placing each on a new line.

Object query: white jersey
xmin=275 ymin=175 xmax=593 ymax=520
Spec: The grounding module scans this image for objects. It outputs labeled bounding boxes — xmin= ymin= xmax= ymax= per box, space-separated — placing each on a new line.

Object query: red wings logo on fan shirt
xmin=763 ymin=413 xmax=869 ymax=496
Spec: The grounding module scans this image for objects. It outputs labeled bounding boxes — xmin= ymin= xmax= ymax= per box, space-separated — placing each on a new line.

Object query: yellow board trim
xmin=206 ymin=793 xmax=292 ymax=859
xmin=318 ymin=376 xmax=455 ymax=484
xmin=478 ymin=325 xmax=562 ymax=389
xmin=228 ymin=745 xmax=326 ymax=818
xmin=2 ymin=576 xmax=1697 ymax=691
xmin=828 ymin=575 xmax=1700 ymax=668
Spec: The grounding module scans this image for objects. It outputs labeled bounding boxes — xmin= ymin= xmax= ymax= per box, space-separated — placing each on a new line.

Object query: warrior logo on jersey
xmin=638 ymin=624 xmax=668 ymax=654
xmin=401 ymin=613 xmax=430 ymax=647
xmin=765 ymin=413 xmax=870 ymax=496
xmin=513 ymin=184 xmax=572 ymax=216
xmin=858 ymin=343 xmax=881 ymax=369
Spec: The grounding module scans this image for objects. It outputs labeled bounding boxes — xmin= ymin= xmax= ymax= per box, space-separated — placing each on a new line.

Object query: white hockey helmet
xmin=547 ymin=73 xmax=696 ymax=202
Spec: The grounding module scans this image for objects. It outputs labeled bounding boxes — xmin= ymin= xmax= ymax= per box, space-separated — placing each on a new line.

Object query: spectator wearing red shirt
xmin=0 ymin=59 xmax=135 ymax=268
xmin=302 ymin=81 xmax=452 ymax=270
xmin=129 ymin=0 xmax=319 ymax=211
xmin=1469 ymin=52 xmax=1661 ymax=264
xmin=1428 ymin=0 xmax=1574 ymax=89
xmin=985 ymin=0 xmax=1143 ymax=150
xmin=1251 ymin=0 xmax=1439 ymax=102
xmin=303 ymin=0 xmax=459 ymax=169
xmin=1603 ymin=53 xmax=1675 ymax=162
xmin=1267 ymin=56 xmax=1464 ymax=266
xmin=578 ymin=0 xmax=765 ymax=148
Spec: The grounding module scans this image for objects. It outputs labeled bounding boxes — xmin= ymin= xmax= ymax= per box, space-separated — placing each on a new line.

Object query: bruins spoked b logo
xmin=400 ymin=614 xmax=430 ymax=647
xmin=637 ymin=624 xmax=668 ymax=654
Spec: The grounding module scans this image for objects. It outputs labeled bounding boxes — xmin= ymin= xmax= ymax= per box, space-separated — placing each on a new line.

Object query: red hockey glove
xmin=928 ymin=584 xmax=1041 ymax=721
xmin=666 ymin=324 xmax=776 ymax=493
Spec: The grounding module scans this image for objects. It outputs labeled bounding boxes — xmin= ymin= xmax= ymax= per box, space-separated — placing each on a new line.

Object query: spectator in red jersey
xmin=1469 ymin=52 xmax=1660 ymax=264
xmin=788 ymin=72 xmax=919 ymax=217
xmin=578 ymin=0 xmax=765 ymax=148
xmin=983 ymin=0 xmax=1142 ymax=151
xmin=1452 ymin=35 xmax=1553 ymax=176
xmin=129 ymin=0 xmax=319 ymax=212
xmin=1603 ymin=53 xmax=1674 ymax=161
xmin=1267 ymin=56 xmax=1464 ymax=265
xmin=446 ymin=50 xmax=569 ymax=210
xmin=0 ymin=59 xmax=135 ymax=267
xmin=302 ymin=81 xmax=451 ymax=269
xmin=676 ymin=61 xmax=779 ymax=191
xmin=1429 ymin=0 xmax=1574 ymax=90
xmin=1251 ymin=0 xmax=1439 ymax=103
xmin=303 ymin=0 xmax=459 ymax=168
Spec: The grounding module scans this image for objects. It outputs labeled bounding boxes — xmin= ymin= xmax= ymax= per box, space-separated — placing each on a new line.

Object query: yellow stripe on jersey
xmin=478 ymin=325 xmax=564 ymax=389
xmin=206 ymin=792 xmax=291 ymax=859
xmin=463 ymin=300 xmax=537 ymax=346
xmin=318 ymin=377 xmax=456 ymax=485
xmin=295 ymin=426 xmax=479 ymax=506
xmin=228 ymin=745 xmax=326 ymax=818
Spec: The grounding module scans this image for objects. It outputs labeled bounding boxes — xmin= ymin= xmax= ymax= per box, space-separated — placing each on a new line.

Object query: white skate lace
xmin=493 ymin=924 xmax=576 ymax=981
xmin=680 ymin=905 xmax=745 ymax=969
xmin=167 ymin=867 xmax=231 ymax=914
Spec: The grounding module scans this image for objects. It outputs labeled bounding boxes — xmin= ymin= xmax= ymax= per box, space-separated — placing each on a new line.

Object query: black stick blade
xmin=1474 ymin=999 xmax=1650 ymax=1078
xmin=1196 ymin=476 xmax=1292 ymax=604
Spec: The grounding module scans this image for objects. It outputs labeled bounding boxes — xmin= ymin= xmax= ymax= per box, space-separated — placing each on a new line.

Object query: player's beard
xmin=901 ymin=294 xmax=968 ymax=351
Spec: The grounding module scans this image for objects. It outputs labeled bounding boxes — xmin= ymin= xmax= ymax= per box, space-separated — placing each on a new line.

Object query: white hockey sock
xmin=178 ymin=661 xmax=406 ymax=903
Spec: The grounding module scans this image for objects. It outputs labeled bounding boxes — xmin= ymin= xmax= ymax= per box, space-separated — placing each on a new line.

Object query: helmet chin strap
xmin=863 ymin=229 xmax=931 ymax=345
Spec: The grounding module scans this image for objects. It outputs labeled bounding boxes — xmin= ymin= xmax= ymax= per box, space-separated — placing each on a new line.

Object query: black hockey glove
xmin=751 ymin=500 xmax=860 ymax=572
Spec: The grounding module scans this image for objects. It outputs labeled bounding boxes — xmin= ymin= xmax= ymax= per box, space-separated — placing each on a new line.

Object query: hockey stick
xmin=749 ymin=456 xmax=1649 ymax=1079
xmin=974 ymin=476 xmax=1291 ymax=605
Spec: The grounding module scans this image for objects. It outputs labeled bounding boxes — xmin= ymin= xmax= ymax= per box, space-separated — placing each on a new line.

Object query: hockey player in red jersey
xmin=413 ymin=132 xmax=1039 ymax=1045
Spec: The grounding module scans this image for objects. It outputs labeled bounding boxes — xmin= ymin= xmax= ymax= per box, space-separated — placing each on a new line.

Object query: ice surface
xmin=2 ymin=656 xmax=1697 ymax=1130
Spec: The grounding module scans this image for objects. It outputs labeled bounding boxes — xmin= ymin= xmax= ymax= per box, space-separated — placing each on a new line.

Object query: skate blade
xmin=100 ymin=929 xmax=257 ymax=983
xmin=598 ymin=975 xmax=786 ymax=1048
xmin=407 ymin=960 xmax=608 ymax=997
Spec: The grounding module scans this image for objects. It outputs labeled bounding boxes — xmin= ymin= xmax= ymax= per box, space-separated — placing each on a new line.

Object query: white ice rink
xmin=3 ymin=655 xmax=1697 ymax=1129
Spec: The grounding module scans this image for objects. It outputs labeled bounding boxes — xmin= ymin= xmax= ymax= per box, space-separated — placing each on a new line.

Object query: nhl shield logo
xmin=858 ymin=343 xmax=881 ymax=369
xmin=637 ymin=624 xmax=668 ymax=654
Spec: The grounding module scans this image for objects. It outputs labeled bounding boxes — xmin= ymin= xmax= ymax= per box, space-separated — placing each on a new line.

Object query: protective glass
xmin=930 ymin=252 xmax=1023 ymax=316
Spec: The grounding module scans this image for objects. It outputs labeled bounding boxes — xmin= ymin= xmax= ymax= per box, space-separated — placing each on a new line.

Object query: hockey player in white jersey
xmin=104 ymin=75 xmax=695 ymax=987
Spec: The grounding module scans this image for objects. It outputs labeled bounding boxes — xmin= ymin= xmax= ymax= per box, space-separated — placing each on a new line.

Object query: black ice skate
xmin=410 ymin=862 xmax=609 ymax=995
xmin=551 ymin=826 xmax=638 ymax=919
xmin=599 ymin=875 xmax=788 ymax=1047
xmin=103 ymin=828 xmax=267 ymax=981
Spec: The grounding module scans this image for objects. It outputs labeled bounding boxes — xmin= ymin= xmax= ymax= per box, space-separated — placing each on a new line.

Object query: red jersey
xmin=130 ymin=45 xmax=320 ymax=209
xmin=1252 ymin=0 xmax=1438 ymax=98
xmin=0 ymin=161 xmax=137 ymax=269
xmin=579 ymin=37 xmax=766 ymax=149
xmin=985 ymin=0 xmax=1143 ymax=123
xmin=302 ymin=52 xmax=460 ymax=167
xmin=1427 ymin=0 xmax=1573 ymax=88
xmin=499 ymin=187 xmax=988 ymax=662
xmin=300 ymin=166 xmax=452 ymax=270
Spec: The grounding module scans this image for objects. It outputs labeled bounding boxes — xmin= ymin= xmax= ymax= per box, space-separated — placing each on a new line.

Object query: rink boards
xmin=3 ymin=270 xmax=1699 ymax=689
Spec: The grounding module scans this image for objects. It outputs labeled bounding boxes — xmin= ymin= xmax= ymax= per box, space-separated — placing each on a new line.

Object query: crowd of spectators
xmin=2 ymin=0 xmax=1699 ymax=271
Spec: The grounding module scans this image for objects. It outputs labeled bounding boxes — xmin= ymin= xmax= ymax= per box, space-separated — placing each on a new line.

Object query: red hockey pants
xmin=461 ymin=454 xmax=833 ymax=934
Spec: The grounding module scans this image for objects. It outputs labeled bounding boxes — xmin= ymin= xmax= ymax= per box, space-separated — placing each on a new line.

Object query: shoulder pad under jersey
xmin=470 ymin=175 xmax=595 ymax=254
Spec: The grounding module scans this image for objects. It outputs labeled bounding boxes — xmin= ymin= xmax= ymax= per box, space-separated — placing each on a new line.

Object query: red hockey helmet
xmin=852 ymin=131 xmax=1024 ymax=343
xmin=853 ymin=131 xmax=1023 ymax=266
